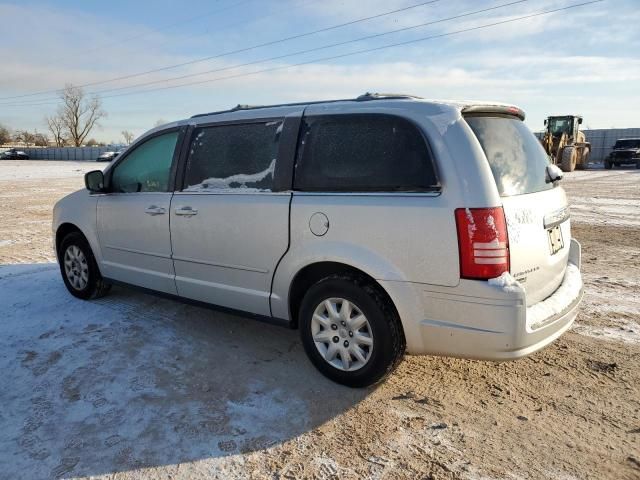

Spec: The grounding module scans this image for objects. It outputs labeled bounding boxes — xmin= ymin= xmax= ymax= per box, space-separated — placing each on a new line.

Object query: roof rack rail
xmin=190 ymin=93 xmax=422 ymax=119
xmin=231 ymin=104 xmax=263 ymax=111
xmin=356 ymin=92 xmax=422 ymax=101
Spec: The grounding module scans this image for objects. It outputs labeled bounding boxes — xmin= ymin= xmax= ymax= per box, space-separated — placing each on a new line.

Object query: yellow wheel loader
xmin=541 ymin=115 xmax=591 ymax=172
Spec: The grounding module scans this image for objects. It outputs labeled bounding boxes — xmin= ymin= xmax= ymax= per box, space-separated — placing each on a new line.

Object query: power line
xmin=57 ymin=0 xmax=255 ymax=63
xmin=1 ymin=0 xmax=511 ymax=106
xmin=0 ymin=0 xmax=441 ymax=102
xmin=84 ymin=0 xmax=529 ymax=98
xmin=1 ymin=0 xmax=603 ymax=108
xmin=149 ymin=0 xmax=317 ymax=54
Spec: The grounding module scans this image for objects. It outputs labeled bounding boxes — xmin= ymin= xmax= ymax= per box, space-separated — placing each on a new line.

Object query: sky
xmin=0 ymin=0 xmax=638 ymax=144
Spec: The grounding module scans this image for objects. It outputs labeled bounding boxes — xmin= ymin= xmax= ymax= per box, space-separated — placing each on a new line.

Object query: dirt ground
xmin=0 ymin=160 xmax=638 ymax=480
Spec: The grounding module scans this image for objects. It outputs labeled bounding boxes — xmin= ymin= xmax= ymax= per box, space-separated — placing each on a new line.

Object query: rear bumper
xmin=380 ymin=239 xmax=583 ymax=360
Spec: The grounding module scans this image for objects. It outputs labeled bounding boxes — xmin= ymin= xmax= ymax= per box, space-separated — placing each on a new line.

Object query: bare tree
xmin=0 ymin=124 xmax=11 ymax=145
xmin=32 ymin=131 xmax=49 ymax=147
xmin=59 ymin=84 xmax=106 ymax=147
xmin=121 ymin=130 xmax=135 ymax=145
xmin=86 ymin=138 xmax=99 ymax=147
xmin=14 ymin=130 xmax=35 ymax=147
xmin=154 ymin=119 xmax=167 ymax=127
xmin=45 ymin=112 xmax=67 ymax=147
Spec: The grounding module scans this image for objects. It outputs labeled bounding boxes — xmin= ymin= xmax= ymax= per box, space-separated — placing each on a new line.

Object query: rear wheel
xmin=299 ymin=274 xmax=405 ymax=387
xmin=58 ymin=232 xmax=111 ymax=300
xmin=560 ymin=146 xmax=576 ymax=172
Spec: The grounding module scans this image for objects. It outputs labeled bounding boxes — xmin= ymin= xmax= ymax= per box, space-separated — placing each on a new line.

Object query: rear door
xmin=465 ymin=115 xmax=571 ymax=305
xmin=169 ymin=116 xmax=298 ymax=316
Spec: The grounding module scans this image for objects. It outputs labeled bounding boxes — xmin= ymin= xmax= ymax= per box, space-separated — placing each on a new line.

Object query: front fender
xmin=52 ymin=190 xmax=101 ymax=262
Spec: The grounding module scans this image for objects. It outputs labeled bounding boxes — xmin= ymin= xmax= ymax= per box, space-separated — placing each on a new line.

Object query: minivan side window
xmin=183 ymin=121 xmax=282 ymax=192
xmin=110 ymin=131 xmax=179 ymax=193
xmin=294 ymin=114 xmax=438 ymax=192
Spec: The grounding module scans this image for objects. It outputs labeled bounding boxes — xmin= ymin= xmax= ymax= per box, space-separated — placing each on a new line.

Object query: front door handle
xmin=175 ymin=206 xmax=198 ymax=216
xmin=144 ymin=205 xmax=166 ymax=216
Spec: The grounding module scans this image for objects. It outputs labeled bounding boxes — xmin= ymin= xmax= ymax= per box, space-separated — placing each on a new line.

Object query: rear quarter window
xmin=465 ymin=116 xmax=552 ymax=197
xmin=294 ymin=114 xmax=438 ymax=192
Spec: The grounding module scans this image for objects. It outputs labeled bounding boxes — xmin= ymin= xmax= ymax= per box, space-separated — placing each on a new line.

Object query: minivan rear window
xmin=465 ymin=116 xmax=552 ymax=197
xmin=294 ymin=114 xmax=438 ymax=192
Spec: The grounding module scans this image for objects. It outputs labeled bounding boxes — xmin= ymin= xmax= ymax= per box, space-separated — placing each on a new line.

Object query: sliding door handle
xmin=175 ymin=206 xmax=198 ymax=216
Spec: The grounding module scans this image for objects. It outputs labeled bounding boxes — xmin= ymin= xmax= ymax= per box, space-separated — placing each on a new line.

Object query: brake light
xmin=455 ymin=207 xmax=510 ymax=280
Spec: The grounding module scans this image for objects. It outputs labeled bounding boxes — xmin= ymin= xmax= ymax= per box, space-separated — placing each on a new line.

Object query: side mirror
xmin=543 ymin=119 xmax=547 ymax=126
xmin=85 ymin=170 xmax=105 ymax=193
xmin=578 ymin=118 xmax=583 ymax=124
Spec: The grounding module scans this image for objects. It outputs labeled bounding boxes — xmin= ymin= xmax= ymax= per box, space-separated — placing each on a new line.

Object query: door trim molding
xmin=104 ymin=244 xmax=172 ymax=259
xmin=172 ymin=255 xmax=269 ymax=274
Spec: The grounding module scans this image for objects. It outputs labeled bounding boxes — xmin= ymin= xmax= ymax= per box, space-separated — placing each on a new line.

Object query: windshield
xmin=466 ymin=116 xmax=553 ymax=197
xmin=548 ymin=117 xmax=573 ymax=136
xmin=614 ymin=139 xmax=640 ymax=149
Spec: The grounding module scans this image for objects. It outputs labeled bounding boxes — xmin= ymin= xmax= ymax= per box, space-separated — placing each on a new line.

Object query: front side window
xmin=183 ymin=121 xmax=282 ymax=192
xmin=110 ymin=131 xmax=179 ymax=193
xmin=294 ymin=114 xmax=437 ymax=192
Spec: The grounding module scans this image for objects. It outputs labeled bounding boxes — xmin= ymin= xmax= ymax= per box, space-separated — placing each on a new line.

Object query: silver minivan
xmin=53 ymin=93 xmax=583 ymax=387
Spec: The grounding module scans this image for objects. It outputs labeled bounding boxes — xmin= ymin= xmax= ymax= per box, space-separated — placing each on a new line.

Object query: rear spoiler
xmin=461 ymin=105 xmax=525 ymax=121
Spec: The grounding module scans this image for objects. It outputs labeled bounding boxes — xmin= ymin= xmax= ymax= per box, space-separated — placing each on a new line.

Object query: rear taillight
xmin=455 ymin=207 xmax=510 ymax=280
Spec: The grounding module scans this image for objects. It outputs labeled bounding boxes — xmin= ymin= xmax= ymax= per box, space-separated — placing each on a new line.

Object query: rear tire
xmin=560 ymin=146 xmax=576 ymax=172
xmin=577 ymin=149 xmax=589 ymax=170
xmin=58 ymin=232 xmax=111 ymax=300
xmin=604 ymin=159 xmax=612 ymax=169
xmin=298 ymin=274 xmax=405 ymax=388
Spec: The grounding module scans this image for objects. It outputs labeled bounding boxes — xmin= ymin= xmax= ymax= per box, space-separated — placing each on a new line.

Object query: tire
xmin=58 ymin=231 xmax=111 ymax=300
xmin=577 ymin=149 xmax=590 ymax=170
xmin=560 ymin=146 xmax=576 ymax=172
xmin=298 ymin=274 xmax=405 ymax=388
xmin=604 ymin=160 xmax=612 ymax=169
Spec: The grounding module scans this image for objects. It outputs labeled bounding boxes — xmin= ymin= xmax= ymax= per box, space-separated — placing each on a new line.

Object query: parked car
xmin=52 ymin=94 xmax=583 ymax=387
xmin=1 ymin=148 xmax=29 ymax=160
xmin=605 ymin=138 xmax=640 ymax=169
xmin=96 ymin=151 xmax=119 ymax=162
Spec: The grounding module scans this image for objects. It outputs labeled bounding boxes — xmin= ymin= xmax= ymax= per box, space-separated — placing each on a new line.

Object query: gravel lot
xmin=0 ymin=161 xmax=638 ymax=479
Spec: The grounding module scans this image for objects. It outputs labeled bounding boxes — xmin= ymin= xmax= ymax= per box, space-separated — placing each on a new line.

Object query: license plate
xmin=547 ymin=225 xmax=564 ymax=255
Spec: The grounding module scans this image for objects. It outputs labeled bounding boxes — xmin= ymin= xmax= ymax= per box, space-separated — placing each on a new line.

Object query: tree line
xmin=1 ymin=84 xmax=136 ymax=148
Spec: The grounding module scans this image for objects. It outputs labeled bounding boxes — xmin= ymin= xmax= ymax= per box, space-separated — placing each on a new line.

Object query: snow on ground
xmin=569 ymin=197 xmax=640 ymax=227
xmin=0 ymin=160 xmax=103 ymax=181
xmin=562 ymin=168 xmax=640 ymax=227
xmin=0 ymin=263 xmax=364 ymax=479
xmin=1 ymin=162 xmax=639 ymax=479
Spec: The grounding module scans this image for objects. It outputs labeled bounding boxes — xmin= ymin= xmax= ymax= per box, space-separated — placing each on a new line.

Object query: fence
xmin=582 ymin=128 xmax=640 ymax=163
xmin=0 ymin=146 xmax=124 ymax=161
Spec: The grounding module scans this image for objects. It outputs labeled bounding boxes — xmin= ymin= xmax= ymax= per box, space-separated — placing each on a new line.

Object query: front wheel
xmin=299 ymin=275 xmax=405 ymax=387
xmin=58 ymin=232 xmax=111 ymax=300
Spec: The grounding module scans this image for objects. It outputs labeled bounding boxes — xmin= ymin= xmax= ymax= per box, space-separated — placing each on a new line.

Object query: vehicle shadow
xmin=0 ymin=264 xmax=370 ymax=478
